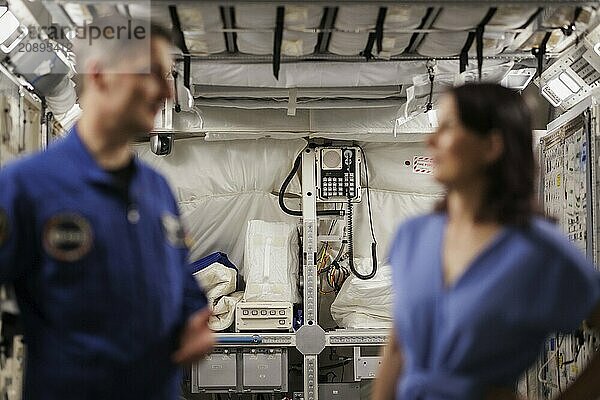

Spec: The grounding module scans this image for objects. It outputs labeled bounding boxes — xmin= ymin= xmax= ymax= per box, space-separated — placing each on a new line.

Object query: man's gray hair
xmin=73 ymin=15 xmax=172 ymax=75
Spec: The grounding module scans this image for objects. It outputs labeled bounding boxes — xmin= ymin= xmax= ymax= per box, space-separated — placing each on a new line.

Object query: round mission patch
xmin=43 ymin=213 xmax=93 ymax=262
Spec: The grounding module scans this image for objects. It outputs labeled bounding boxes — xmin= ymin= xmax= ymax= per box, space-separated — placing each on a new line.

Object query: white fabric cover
xmin=135 ymin=138 xmax=442 ymax=273
xmin=193 ymin=105 xmax=446 ymax=138
xmin=336 ymin=6 xmax=379 ymax=31
xmin=178 ymin=5 xmax=226 ymax=54
xmin=385 ymin=6 xmax=428 ymax=28
xmin=489 ymin=6 xmax=539 ymax=28
xmin=185 ymin=34 xmax=226 ymax=55
xmin=380 ymin=6 xmax=428 ymax=56
xmin=329 ymin=5 xmax=377 ymax=55
xmin=243 ymin=220 xmax=301 ymax=303
xmin=193 ymin=262 xmax=237 ymax=302
xmin=418 ymin=32 xmax=471 ymax=57
xmin=419 ymin=32 xmax=515 ymax=57
xmin=178 ymin=5 xmax=223 ymax=31
xmin=234 ymin=5 xmax=321 ymax=55
xmin=433 ymin=7 xmax=490 ymax=30
xmin=189 ymin=61 xmax=430 ymax=88
xmin=192 ymin=106 xmax=402 ymax=137
xmin=419 ymin=6 xmax=540 ymax=57
xmin=237 ymin=32 xmax=318 ymax=56
xmin=468 ymin=33 xmax=516 ymax=56
xmin=330 ymin=261 xmax=394 ymax=329
xmin=329 ymin=32 xmax=370 ymax=56
xmin=128 ymin=4 xmax=171 ymax=28
xmin=236 ymin=5 xmax=322 ymax=28
xmin=193 ymin=262 xmax=242 ymax=331
xmin=211 ymin=291 xmax=244 ymax=331
xmin=379 ymin=34 xmax=413 ymax=56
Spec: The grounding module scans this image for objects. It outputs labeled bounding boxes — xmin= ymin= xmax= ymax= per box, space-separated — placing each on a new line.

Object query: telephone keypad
xmin=321 ymin=174 xmax=356 ymax=198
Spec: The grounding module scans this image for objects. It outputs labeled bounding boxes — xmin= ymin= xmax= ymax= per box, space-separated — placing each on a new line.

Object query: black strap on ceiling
xmin=533 ymin=31 xmax=552 ymax=79
xmin=273 ymin=6 xmax=285 ymax=80
xmin=405 ymin=7 xmax=435 ymax=54
xmin=219 ymin=6 xmax=238 ymax=53
xmin=475 ymin=8 xmax=497 ymax=80
xmin=169 ymin=6 xmax=189 ymax=55
xmin=519 ymin=7 xmax=543 ymax=30
xmin=360 ymin=7 xmax=387 ymax=61
xmin=87 ymin=5 xmax=99 ymax=19
xmin=169 ymin=5 xmax=191 ymax=90
xmin=459 ymin=32 xmax=476 ymax=74
xmin=375 ymin=7 xmax=387 ymax=54
xmin=360 ymin=34 xmax=376 ymax=61
xmin=459 ymin=8 xmax=496 ymax=77
xmin=183 ymin=55 xmax=191 ymax=91
xmin=315 ymin=7 xmax=338 ymax=53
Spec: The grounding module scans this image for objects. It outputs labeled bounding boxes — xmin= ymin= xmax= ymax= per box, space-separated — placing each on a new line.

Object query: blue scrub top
xmin=0 ymin=128 xmax=208 ymax=399
xmin=389 ymin=213 xmax=600 ymax=400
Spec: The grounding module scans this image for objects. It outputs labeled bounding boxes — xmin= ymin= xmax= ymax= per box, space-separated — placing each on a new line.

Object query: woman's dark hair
xmin=434 ymin=82 xmax=542 ymax=226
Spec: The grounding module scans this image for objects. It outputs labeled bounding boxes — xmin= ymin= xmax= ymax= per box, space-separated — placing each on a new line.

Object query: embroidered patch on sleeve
xmin=161 ymin=212 xmax=186 ymax=248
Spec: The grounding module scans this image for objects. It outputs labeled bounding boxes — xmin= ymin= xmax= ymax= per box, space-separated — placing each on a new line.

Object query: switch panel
xmin=236 ymin=302 xmax=293 ymax=332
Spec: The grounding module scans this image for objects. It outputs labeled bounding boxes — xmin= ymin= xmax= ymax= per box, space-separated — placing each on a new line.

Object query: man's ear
xmin=83 ymin=60 xmax=109 ymax=93
xmin=486 ymin=130 xmax=505 ymax=164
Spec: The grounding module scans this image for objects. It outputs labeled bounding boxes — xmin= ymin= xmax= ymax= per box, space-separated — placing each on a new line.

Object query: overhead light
xmin=558 ymin=72 xmax=581 ymax=93
xmin=0 ymin=10 xmax=28 ymax=54
xmin=541 ymin=85 xmax=563 ymax=107
xmin=501 ymin=68 xmax=536 ymax=91
xmin=541 ymin=71 xmax=582 ymax=108
xmin=547 ymin=77 xmax=572 ymax=100
xmin=0 ymin=10 xmax=19 ymax=43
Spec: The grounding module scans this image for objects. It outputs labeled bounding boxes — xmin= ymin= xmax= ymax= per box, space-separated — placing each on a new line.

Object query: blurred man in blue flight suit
xmin=0 ymin=16 xmax=214 ymax=399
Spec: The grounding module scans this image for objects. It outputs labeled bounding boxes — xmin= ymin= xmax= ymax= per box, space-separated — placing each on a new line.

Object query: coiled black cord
xmin=278 ymin=149 xmax=345 ymax=217
xmin=346 ymin=197 xmax=377 ymax=280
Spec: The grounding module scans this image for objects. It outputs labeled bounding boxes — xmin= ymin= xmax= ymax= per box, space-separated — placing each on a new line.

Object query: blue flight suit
xmin=0 ymin=127 xmax=207 ymax=399
xmin=388 ymin=213 xmax=600 ymax=400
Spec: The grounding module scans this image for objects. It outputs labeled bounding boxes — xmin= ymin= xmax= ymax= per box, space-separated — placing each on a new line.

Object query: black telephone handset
xmin=318 ymin=147 xmax=360 ymax=202
xmin=315 ymin=146 xmax=376 ymax=279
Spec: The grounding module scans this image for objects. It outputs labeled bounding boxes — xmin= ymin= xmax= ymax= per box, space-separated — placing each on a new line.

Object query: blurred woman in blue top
xmin=373 ymin=83 xmax=600 ymax=400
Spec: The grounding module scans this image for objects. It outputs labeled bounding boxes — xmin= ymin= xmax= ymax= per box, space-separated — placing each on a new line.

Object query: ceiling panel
xmin=236 ymin=4 xmax=322 ymax=28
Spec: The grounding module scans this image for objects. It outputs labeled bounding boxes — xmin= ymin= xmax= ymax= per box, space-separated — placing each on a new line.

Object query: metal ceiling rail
xmin=45 ymin=1 xmax=600 ymax=5
xmin=184 ymin=26 xmax=569 ymax=34
xmin=173 ymin=52 xmax=548 ymax=62
xmin=192 ymin=85 xmax=404 ymax=97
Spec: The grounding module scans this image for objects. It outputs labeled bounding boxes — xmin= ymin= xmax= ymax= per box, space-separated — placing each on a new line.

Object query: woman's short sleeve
xmin=530 ymin=227 xmax=600 ymax=333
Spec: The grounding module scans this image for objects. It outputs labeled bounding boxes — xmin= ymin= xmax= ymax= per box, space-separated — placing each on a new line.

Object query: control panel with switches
xmin=235 ymin=302 xmax=293 ymax=332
